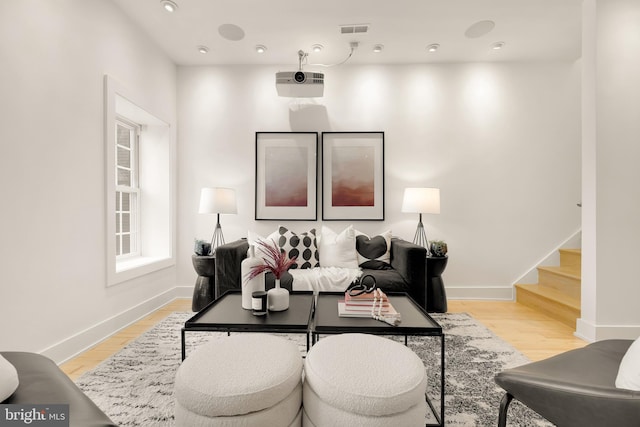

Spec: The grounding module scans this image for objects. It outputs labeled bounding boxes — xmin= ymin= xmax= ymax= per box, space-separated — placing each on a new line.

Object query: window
xmin=115 ymin=119 xmax=140 ymax=258
xmin=105 ymin=75 xmax=174 ymax=286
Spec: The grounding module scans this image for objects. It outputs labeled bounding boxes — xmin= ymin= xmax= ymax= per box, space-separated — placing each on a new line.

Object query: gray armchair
xmin=495 ymin=339 xmax=640 ymax=427
xmin=1 ymin=352 xmax=116 ymax=427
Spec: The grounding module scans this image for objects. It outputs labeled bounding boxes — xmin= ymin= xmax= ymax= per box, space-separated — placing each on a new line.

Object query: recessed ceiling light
xmin=255 ymin=45 xmax=267 ymax=54
xmin=197 ymin=45 xmax=209 ymax=54
xmin=312 ymin=44 xmax=323 ymax=53
xmin=373 ymin=44 xmax=384 ymax=53
xmin=491 ymin=41 xmax=505 ymax=50
xmin=427 ymin=43 xmax=440 ymax=52
xmin=160 ymin=0 xmax=178 ymax=13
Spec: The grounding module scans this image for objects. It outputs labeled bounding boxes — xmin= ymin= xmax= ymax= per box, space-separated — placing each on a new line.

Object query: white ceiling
xmin=112 ymin=0 xmax=583 ymax=67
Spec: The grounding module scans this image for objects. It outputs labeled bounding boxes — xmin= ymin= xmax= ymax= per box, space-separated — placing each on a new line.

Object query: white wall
xmin=578 ymin=0 xmax=640 ymax=340
xmin=177 ymin=62 xmax=581 ymax=298
xmin=0 ymin=0 xmax=177 ymax=362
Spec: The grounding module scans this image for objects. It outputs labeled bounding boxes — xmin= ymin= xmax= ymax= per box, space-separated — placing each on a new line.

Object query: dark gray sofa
xmin=1 ymin=352 xmax=116 ymax=427
xmin=215 ymin=237 xmax=428 ymax=309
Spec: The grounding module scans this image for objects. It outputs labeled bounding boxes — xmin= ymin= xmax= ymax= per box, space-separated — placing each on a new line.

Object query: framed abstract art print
xmin=321 ymin=131 xmax=384 ymax=221
xmin=255 ymin=132 xmax=318 ymax=220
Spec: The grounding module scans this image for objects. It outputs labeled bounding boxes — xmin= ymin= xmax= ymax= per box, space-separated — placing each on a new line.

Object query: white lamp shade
xmin=401 ymin=187 xmax=440 ymax=214
xmin=199 ymin=187 xmax=238 ymax=214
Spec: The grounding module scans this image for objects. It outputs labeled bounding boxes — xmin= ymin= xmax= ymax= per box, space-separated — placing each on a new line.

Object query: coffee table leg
xmin=181 ymin=328 xmax=186 ymax=361
xmin=425 ymin=334 xmax=445 ymax=427
xmin=440 ymin=334 xmax=445 ymax=426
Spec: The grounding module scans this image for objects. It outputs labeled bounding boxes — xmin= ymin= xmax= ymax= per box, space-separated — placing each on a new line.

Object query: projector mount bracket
xmin=298 ymin=50 xmax=308 ymax=71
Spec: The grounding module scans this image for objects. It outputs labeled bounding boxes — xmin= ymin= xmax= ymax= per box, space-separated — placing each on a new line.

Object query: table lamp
xmin=401 ymin=187 xmax=440 ymax=254
xmin=199 ymin=187 xmax=237 ymax=255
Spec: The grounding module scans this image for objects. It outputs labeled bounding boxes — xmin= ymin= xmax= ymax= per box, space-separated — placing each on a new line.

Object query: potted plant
xmin=429 ymin=240 xmax=448 ymax=257
xmin=193 ymin=239 xmax=212 ymax=256
xmin=245 ymin=239 xmax=297 ymax=311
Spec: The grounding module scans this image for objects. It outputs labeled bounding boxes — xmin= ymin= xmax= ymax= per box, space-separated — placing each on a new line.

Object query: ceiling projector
xmin=276 ymin=71 xmax=324 ymax=97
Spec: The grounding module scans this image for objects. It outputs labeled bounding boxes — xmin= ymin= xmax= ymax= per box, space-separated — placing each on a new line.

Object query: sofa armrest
xmin=390 ymin=238 xmax=427 ymax=309
xmin=214 ymin=238 xmax=249 ymax=298
xmin=1 ymin=352 xmax=116 ymax=426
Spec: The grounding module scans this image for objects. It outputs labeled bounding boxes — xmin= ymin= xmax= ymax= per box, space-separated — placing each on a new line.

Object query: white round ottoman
xmin=303 ymin=333 xmax=427 ymax=427
xmin=175 ymin=333 xmax=303 ymax=427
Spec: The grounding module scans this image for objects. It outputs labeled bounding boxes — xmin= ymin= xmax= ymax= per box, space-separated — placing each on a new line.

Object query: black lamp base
xmin=209 ymin=213 xmax=225 ymax=255
xmin=412 ymin=213 xmax=431 ymax=255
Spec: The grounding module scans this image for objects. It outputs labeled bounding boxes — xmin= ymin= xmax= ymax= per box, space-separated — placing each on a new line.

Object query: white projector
xmin=276 ymin=71 xmax=324 ymax=97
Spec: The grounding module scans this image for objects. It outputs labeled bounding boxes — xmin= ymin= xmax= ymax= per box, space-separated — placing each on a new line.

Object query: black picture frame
xmin=321 ymin=131 xmax=385 ymax=221
xmin=255 ymin=132 xmax=318 ymax=221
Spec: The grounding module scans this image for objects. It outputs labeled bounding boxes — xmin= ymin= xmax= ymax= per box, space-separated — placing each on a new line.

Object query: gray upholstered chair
xmin=495 ymin=339 xmax=640 ymax=427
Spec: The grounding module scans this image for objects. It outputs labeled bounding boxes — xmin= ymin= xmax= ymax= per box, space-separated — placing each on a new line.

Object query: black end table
xmin=426 ymin=256 xmax=448 ymax=313
xmin=191 ymin=255 xmax=216 ymax=311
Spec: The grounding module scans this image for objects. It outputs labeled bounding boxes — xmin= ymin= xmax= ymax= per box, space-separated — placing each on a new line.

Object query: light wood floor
xmin=60 ymin=298 xmax=587 ymax=381
xmin=448 ymin=300 xmax=586 ymax=361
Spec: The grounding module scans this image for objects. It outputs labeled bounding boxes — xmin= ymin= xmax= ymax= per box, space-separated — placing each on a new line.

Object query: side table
xmin=191 ymin=255 xmax=216 ymax=311
xmin=426 ymin=256 xmax=448 ymax=313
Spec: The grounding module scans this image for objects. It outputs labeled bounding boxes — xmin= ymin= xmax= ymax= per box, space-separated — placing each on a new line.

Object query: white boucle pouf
xmin=175 ymin=333 xmax=303 ymax=426
xmin=175 ymin=383 xmax=302 ymax=427
xmin=303 ymin=333 xmax=427 ymax=426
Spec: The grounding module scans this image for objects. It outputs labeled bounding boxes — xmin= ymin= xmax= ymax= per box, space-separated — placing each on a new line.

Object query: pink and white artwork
xmin=321 ymin=132 xmax=384 ymax=221
xmin=264 ymin=146 xmax=308 ymax=207
xmin=256 ymin=132 xmax=317 ymax=221
xmin=331 ymin=146 xmax=375 ymax=206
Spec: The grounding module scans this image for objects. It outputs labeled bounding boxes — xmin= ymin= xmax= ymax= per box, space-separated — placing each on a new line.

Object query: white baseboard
xmin=42 ymin=287 xmax=192 ymax=365
xmin=446 ymin=286 xmax=514 ymax=301
xmin=43 ymin=283 xmax=512 ymax=365
xmin=576 ymin=318 xmax=640 ymax=342
xmin=511 ymin=229 xmax=582 ymax=286
xmin=45 ymin=282 xmax=637 ymax=366
xmin=174 ymin=285 xmax=193 ymax=298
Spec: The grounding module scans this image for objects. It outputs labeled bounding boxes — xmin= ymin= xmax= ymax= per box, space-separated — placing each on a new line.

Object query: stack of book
xmin=338 ymin=290 xmax=399 ymax=319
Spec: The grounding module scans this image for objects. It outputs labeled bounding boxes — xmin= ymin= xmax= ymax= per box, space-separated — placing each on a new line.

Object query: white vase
xmin=267 ymin=278 xmax=289 ymax=311
xmin=241 ymin=245 xmax=266 ymax=310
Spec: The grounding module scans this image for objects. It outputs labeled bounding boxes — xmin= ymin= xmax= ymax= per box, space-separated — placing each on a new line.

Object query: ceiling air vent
xmin=340 ymin=24 xmax=370 ymax=34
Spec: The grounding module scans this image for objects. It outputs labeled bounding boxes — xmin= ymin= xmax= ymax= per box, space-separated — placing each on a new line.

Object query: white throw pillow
xmin=615 ymin=336 xmax=640 ymax=391
xmin=247 ymin=230 xmax=278 ymax=261
xmin=0 ymin=354 xmax=19 ymax=402
xmin=319 ymin=225 xmax=358 ymax=269
xmin=247 ymin=230 xmax=266 ymax=259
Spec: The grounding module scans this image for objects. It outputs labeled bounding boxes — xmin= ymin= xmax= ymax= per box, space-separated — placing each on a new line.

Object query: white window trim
xmin=115 ymin=118 xmax=141 ymax=259
xmin=104 ymin=75 xmax=175 ymax=286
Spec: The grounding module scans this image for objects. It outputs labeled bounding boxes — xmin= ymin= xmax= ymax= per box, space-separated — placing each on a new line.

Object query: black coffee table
xmin=313 ymin=292 xmax=445 ymax=427
xmin=181 ymin=290 xmax=315 ymax=360
xmin=181 ymin=290 xmax=445 ymax=427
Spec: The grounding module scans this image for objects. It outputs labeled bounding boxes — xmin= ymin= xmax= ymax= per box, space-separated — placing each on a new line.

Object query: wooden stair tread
xmin=559 ymin=248 xmax=581 ymax=255
xmin=515 ymin=284 xmax=580 ymax=311
xmin=516 ymin=247 xmax=581 ymax=330
xmin=538 ymin=265 xmax=580 ymax=280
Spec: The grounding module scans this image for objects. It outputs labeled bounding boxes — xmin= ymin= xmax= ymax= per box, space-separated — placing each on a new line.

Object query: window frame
xmin=104 ymin=75 xmax=175 ymax=287
xmin=115 ymin=117 xmax=141 ymax=260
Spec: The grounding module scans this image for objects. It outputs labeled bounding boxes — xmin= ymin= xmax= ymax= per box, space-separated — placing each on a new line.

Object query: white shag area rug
xmin=75 ymin=312 xmax=552 ymax=426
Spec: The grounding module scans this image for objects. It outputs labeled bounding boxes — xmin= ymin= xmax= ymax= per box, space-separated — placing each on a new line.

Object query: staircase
xmin=514 ymin=249 xmax=581 ymax=329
